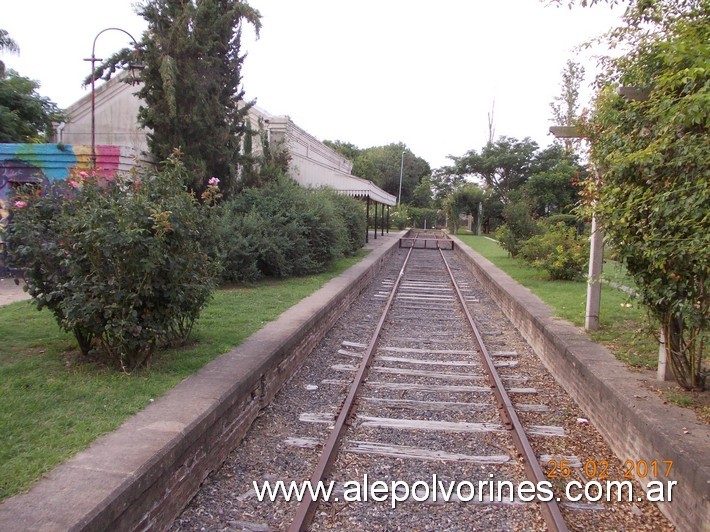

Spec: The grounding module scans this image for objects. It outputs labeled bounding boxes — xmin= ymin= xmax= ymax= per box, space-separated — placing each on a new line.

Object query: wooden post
xmin=380 ymin=205 xmax=384 ymax=236
xmin=386 ymin=205 xmax=390 ymax=234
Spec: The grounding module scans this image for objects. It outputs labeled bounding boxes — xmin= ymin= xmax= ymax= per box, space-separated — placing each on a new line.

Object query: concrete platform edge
xmin=0 ymin=232 xmax=405 ymax=532
xmin=451 ymin=235 xmax=709 ymax=532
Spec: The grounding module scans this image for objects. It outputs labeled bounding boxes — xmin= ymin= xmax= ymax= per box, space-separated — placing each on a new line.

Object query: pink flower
xmin=208 ymin=177 xmax=220 ymax=186
xmin=13 ymin=200 xmax=27 ymax=209
xmin=78 ymin=171 xmax=89 ymax=178
xmin=68 ymin=180 xmax=80 ymax=188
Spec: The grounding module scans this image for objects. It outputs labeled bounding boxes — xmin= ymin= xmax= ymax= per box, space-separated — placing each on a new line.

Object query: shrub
xmin=390 ymin=206 xmax=410 ymax=230
xmin=322 ymin=190 xmax=365 ymax=255
xmin=8 ymin=157 xmax=216 ymax=371
xmin=494 ymin=202 xmax=540 ymax=256
xmin=520 ymin=222 xmax=589 ymax=280
xmin=408 ymin=207 xmax=438 ymax=229
xmin=215 ymin=178 xmax=360 ymax=283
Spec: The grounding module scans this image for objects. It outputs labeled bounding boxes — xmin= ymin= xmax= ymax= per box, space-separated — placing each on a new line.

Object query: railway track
xmin=289 ymin=234 xmax=567 ymax=531
xmin=173 ymin=232 xmax=672 ymax=531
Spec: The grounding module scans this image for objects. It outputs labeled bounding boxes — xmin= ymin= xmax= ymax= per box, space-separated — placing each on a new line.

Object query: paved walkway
xmin=0 ymin=277 xmax=30 ymax=307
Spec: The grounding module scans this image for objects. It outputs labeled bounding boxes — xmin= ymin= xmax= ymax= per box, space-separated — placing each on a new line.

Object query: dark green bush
xmin=545 ymin=213 xmax=584 ymax=235
xmin=408 ymin=207 xmax=438 ymax=229
xmin=8 ymin=157 xmax=216 ymax=370
xmin=494 ymin=202 xmax=540 ymax=257
xmin=215 ymin=178 xmax=362 ymax=283
xmin=325 ymin=190 xmax=366 ymax=255
xmin=519 ymin=222 xmax=589 ymax=280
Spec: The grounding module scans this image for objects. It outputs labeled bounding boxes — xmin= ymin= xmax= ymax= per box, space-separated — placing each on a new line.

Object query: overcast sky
xmin=2 ymin=0 xmax=622 ymax=168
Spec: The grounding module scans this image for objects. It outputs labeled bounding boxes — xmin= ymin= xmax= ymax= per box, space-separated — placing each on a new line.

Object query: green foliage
xmin=325 ymin=190 xmax=366 ymax=255
xmin=444 ymin=184 xmax=484 ymax=234
xmin=408 ymin=207 xmax=438 ymax=229
xmin=450 ymin=137 xmax=538 ymax=204
xmin=0 ymin=28 xmax=20 ymax=78
xmin=213 ymin=178 xmax=363 ymax=283
xmin=411 ymin=175 xmax=434 ymax=208
xmin=520 ymin=222 xmax=590 ymax=280
xmin=92 ymin=1 xmax=262 ymax=198
xmin=0 ymin=68 xmax=63 ymax=142
xmin=494 ymin=202 xmax=540 ymax=256
xmin=323 ymin=140 xmax=432 ymax=204
xmin=238 ymin=119 xmax=291 ymax=191
xmin=8 ymin=157 xmax=216 ymax=371
xmin=585 ymin=0 xmax=709 ymax=389
xmin=390 ymin=206 xmax=410 ymax=230
xmin=522 ymin=144 xmax=585 ymax=217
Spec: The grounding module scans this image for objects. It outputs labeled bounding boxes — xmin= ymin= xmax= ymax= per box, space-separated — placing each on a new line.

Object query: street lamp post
xmin=84 ymin=27 xmax=141 ymax=169
xmin=397 ymin=150 xmax=405 ymax=205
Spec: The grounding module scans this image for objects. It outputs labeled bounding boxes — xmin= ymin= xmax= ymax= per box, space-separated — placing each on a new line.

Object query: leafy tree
xmin=443 ymin=183 xmax=484 ymax=234
xmin=91 ymin=1 xmax=261 ymax=197
xmin=0 ymin=30 xmax=63 ymax=142
xmin=522 ymin=144 xmax=585 ymax=216
xmin=322 ymin=139 xmax=361 ymax=161
xmin=450 ymin=137 xmax=539 ymax=204
xmin=411 ymin=175 xmax=433 ymax=208
xmin=0 ymin=29 xmax=20 ymax=77
xmin=494 ymin=201 xmax=541 ymax=257
xmin=430 ymin=164 xmax=467 ymax=204
xmin=583 ymin=0 xmax=708 ymax=389
xmin=323 ymin=140 xmax=432 ymax=204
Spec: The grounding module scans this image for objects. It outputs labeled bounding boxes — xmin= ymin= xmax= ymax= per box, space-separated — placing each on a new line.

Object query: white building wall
xmin=56 ymin=71 xmax=394 ymax=206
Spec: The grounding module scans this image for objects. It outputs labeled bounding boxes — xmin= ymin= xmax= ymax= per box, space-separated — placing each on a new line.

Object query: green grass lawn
xmin=456 ymin=234 xmax=658 ymax=369
xmin=0 ymin=250 xmax=369 ymax=502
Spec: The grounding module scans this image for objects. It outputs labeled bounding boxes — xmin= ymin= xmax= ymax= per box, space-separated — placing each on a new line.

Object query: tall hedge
xmin=214 ymin=178 xmax=365 ymax=283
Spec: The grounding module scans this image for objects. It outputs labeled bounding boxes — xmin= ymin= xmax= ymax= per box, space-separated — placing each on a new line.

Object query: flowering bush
xmin=519 ymin=222 xmax=589 ymax=281
xmin=8 ymin=157 xmax=216 ymax=371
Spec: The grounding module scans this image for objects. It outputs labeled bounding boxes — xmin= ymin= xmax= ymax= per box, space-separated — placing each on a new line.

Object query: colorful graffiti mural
xmin=0 ymin=143 xmax=140 ymax=272
xmin=0 ymin=144 xmax=131 ymax=202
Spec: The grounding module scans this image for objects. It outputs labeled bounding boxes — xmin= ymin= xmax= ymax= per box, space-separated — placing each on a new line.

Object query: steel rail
xmin=438 ymin=248 xmax=570 ymax=532
xmin=288 ymin=244 xmax=416 ymax=532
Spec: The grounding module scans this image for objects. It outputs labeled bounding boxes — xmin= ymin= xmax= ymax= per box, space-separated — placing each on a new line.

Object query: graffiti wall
xmin=0 ymin=143 xmax=135 ymax=202
xmin=0 ymin=144 xmax=144 ymax=267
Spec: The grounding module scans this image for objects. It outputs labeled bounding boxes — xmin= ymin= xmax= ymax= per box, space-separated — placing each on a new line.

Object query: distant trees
xmin=550 ymin=59 xmax=585 ymax=153
xmin=323 ymin=140 xmax=431 ymax=204
xmin=0 ymin=29 xmax=63 ymax=143
xmin=441 ymin=137 xmax=584 ymax=225
xmin=448 ymin=137 xmax=539 ymax=205
xmin=91 ymin=0 xmax=262 ymax=198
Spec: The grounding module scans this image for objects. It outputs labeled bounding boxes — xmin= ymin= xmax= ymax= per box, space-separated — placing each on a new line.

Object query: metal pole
xmin=374 ymin=202 xmax=378 ymax=240
xmin=397 ymin=150 xmax=405 ymax=205
xmin=85 ymin=27 xmax=141 ymax=170
xmin=365 ymin=197 xmax=370 ymax=243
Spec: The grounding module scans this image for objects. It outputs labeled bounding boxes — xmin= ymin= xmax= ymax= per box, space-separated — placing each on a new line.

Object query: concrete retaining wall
xmin=451 ymin=235 xmax=709 ymax=532
xmin=0 ymin=234 xmax=403 ymax=531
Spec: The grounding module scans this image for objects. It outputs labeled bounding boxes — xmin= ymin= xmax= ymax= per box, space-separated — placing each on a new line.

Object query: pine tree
xmin=93 ymin=1 xmax=261 ymax=197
